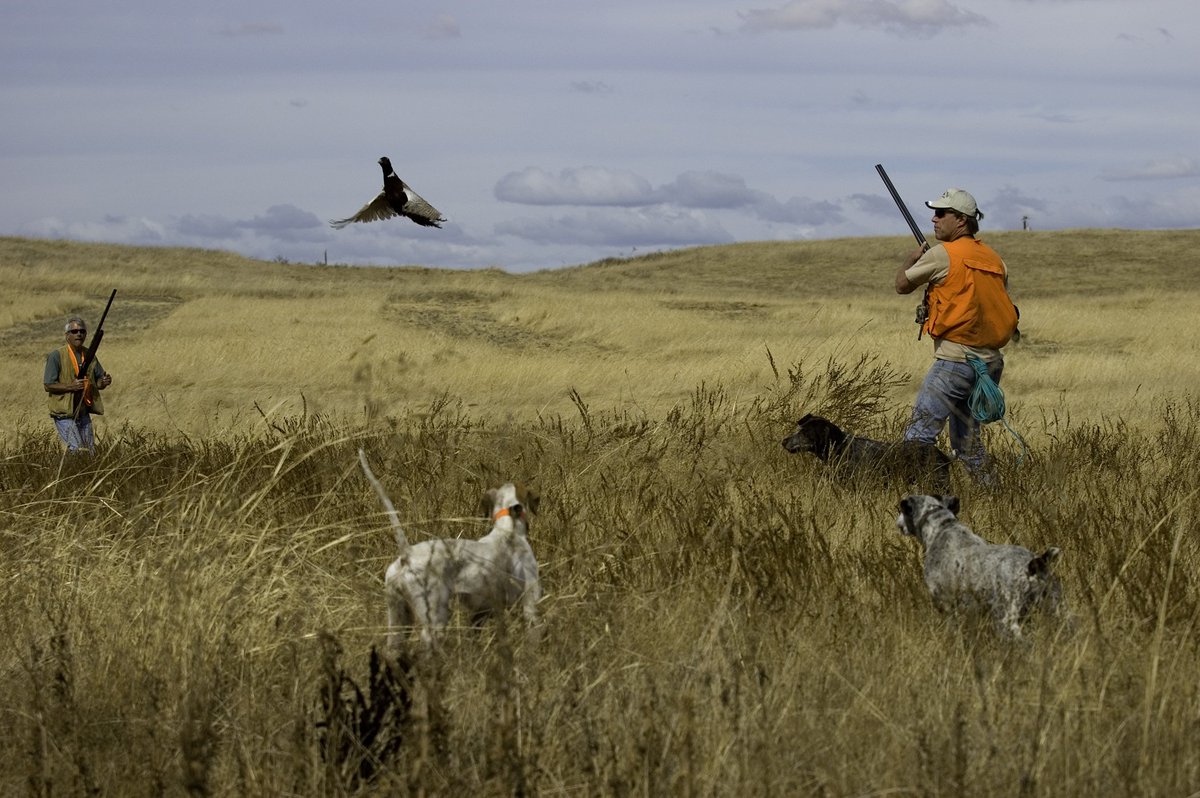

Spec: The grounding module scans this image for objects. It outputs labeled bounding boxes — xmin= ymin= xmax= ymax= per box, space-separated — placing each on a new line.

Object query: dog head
xmin=1028 ymin=546 xmax=1060 ymax=577
xmin=781 ymin=413 xmax=845 ymax=456
xmin=896 ymin=494 xmax=960 ymax=539
xmin=478 ymin=482 xmax=539 ymax=533
xmin=1026 ymin=547 xmax=1064 ymax=614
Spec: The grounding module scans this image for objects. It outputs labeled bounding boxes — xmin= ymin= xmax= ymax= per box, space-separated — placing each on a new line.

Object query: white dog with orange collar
xmin=359 ymin=450 xmax=542 ymax=648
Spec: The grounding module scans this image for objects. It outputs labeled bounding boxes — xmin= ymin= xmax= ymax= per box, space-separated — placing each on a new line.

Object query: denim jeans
xmin=53 ymin=414 xmax=95 ymax=453
xmin=903 ymin=358 xmax=1004 ymax=478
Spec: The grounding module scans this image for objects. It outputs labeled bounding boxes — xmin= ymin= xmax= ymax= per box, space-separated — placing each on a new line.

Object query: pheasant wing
xmin=401 ymin=186 xmax=446 ymax=228
xmin=329 ymin=192 xmax=398 ymax=229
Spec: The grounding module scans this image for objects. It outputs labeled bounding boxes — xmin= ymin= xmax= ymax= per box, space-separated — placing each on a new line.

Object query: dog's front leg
xmin=522 ymin=589 xmax=539 ymax=626
xmin=996 ymin=606 xmax=1025 ymax=640
xmin=386 ymin=592 xmax=410 ymax=650
xmin=521 ymin=595 xmax=542 ymax=646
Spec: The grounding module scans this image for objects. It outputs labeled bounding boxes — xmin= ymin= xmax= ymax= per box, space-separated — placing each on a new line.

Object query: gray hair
xmin=64 ymin=316 xmax=86 ymax=332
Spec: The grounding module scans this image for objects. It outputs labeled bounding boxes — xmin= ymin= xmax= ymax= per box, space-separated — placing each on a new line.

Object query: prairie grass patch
xmin=2 ymin=232 xmax=1199 ymax=793
xmin=1 ymin=370 xmax=1198 ymax=794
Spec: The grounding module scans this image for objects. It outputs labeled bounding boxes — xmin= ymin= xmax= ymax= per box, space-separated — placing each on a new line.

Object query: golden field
xmin=3 ymin=229 xmax=1198 ymax=436
xmin=1 ymin=231 xmax=1198 ymax=796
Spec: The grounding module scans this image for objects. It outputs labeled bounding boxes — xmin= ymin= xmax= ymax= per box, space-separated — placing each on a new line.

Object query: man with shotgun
xmin=880 ymin=173 xmax=1018 ymax=483
xmin=43 ymin=292 xmax=116 ymax=452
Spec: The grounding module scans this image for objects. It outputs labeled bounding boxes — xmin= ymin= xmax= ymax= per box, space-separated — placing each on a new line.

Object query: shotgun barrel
xmin=875 ymin=165 xmax=931 ymax=340
xmin=77 ymin=289 xmax=116 ymax=379
xmin=875 ymin=164 xmax=928 ymax=251
xmin=72 ymin=289 xmax=116 ymax=420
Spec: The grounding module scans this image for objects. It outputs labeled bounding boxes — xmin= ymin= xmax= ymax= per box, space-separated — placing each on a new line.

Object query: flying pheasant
xmin=329 ymin=157 xmax=446 ymax=229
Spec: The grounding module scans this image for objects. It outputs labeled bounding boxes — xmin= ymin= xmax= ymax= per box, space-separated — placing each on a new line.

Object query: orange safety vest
xmin=47 ymin=345 xmax=105 ymax=418
xmin=923 ymin=237 xmax=1019 ymax=349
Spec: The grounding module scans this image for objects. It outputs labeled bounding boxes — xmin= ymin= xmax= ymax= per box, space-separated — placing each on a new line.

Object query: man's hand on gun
xmin=59 ymin=373 xmax=110 ymax=393
xmin=903 ymin=245 xmax=928 ymax=269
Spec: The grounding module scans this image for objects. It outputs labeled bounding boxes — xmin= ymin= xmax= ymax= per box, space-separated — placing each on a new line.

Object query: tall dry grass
xmin=1 ymin=232 xmax=1199 ymax=795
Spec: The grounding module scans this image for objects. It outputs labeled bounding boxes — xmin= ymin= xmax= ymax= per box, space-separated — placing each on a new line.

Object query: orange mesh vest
xmin=923 ymin=237 xmax=1018 ymax=348
xmin=47 ymin=345 xmax=105 ymax=418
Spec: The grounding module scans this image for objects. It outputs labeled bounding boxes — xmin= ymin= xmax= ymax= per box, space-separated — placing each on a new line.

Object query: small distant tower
xmin=1022 ymin=215 xmax=1030 ymax=231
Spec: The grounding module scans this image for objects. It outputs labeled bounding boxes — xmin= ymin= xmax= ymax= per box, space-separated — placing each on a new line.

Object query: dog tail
xmin=1028 ymin=546 xmax=1061 ymax=577
xmin=358 ymin=448 xmax=410 ymax=554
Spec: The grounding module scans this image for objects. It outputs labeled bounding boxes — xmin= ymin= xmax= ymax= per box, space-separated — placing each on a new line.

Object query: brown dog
xmin=782 ymin=413 xmax=952 ymax=492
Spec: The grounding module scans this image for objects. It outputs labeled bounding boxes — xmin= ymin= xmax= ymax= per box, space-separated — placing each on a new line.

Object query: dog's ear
xmin=897 ymin=495 xmax=919 ymax=534
xmin=938 ymin=495 xmax=960 ymax=516
xmin=810 ymin=417 xmax=842 ymax=449
xmin=1028 ymin=547 xmax=1061 ymax=577
xmin=478 ymin=488 xmax=499 ymax=518
xmin=515 ymin=483 xmax=540 ymax=515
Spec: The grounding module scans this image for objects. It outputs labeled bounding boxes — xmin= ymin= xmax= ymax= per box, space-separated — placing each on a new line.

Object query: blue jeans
xmin=53 ymin=415 xmax=95 ymax=453
xmin=903 ymin=358 xmax=1004 ymax=478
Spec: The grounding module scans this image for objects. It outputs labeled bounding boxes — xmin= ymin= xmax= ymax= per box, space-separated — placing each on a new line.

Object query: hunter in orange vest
xmin=894 ymin=188 xmax=1018 ymax=483
xmin=44 ymin=316 xmax=113 ymax=452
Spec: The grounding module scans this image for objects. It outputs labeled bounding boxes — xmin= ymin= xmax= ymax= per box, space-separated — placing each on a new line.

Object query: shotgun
xmin=78 ymin=289 xmax=116 ymax=378
xmin=73 ymin=289 xmax=116 ymax=419
xmin=875 ymin=163 xmax=928 ymax=252
xmin=875 ymin=164 xmax=930 ymax=339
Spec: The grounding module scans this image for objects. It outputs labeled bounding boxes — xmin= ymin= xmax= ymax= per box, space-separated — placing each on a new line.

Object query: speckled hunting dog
xmin=359 ymin=450 xmax=542 ymax=648
xmin=896 ymin=494 xmax=1063 ymax=638
xmin=782 ymin=413 xmax=952 ymax=492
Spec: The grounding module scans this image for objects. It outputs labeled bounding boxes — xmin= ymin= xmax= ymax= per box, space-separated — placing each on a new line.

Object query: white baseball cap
xmin=926 ymin=188 xmax=983 ymax=220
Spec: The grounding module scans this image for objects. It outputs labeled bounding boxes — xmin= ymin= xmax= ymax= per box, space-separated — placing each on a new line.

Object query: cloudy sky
xmin=3 ymin=0 xmax=1196 ymax=272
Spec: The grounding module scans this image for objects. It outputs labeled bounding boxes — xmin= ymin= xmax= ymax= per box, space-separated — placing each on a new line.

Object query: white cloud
xmin=740 ymin=0 xmax=844 ymax=30
xmin=984 ymin=186 xmax=1050 ymax=228
xmin=739 ymin=0 xmax=989 ymax=35
xmin=495 ymin=167 xmax=657 ymax=207
xmin=1100 ymin=157 xmax=1200 ymax=182
xmin=236 ymin=204 xmax=325 ymax=237
xmin=177 ymin=214 xmax=243 ymax=239
xmin=495 ymin=207 xmax=734 ymax=247
xmin=493 ymin=167 xmax=843 ymax=227
xmin=753 ymin=196 xmax=845 ymax=225
xmin=658 ymin=171 xmax=762 ymax=209
xmin=21 ymin=215 xmax=168 ymax=245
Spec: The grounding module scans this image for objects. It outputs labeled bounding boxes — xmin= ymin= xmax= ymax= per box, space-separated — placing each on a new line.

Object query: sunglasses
xmin=932 ymin=208 xmax=956 ymax=219
xmin=67 ymin=329 xmax=87 ymax=335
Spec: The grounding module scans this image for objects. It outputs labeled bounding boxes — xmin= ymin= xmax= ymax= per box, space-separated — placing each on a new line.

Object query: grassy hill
xmin=3 ymin=229 xmax=1197 ymax=437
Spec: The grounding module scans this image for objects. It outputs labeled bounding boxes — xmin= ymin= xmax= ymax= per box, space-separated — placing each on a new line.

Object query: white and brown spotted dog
xmin=896 ymin=494 xmax=1062 ymax=638
xmin=359 ymin=450 xmax=542 ymax=648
